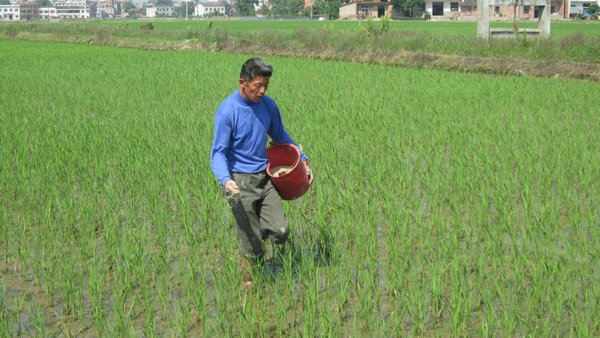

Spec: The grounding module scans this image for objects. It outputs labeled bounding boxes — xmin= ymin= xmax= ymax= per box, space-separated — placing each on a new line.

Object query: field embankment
xmin=1 ymin=20 xmax=599 ymax=81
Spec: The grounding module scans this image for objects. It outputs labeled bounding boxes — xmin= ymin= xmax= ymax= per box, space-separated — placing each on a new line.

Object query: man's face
xmin=239 ymin=76 xmax=270 ymax=102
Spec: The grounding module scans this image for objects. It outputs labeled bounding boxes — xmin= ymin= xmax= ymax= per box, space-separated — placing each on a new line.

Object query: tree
xmin=122 ymin=2 xmax=134 ymax=11
xmin=38 ymin=0 xmax=51 ymax=7
xmin=269 ymin=0 xmax=287 ymax=15
xmin=0 ymin=0 xmax=11 ymax=5
xmin=235 ymin=0 xmax=257 ymax=16
xmin=312 ymin=0 xmax=341 ymax=19
xmin=266 ymin=0 xmax=304 ymax=16
xmin=391 ymin=0 xmax=424 ymax=17
xmin=224 ymin=2 xmax=234 ymax=16
xmin=287 ymin=0 xmax=305 ymax=14
xmin=156 ymin=0 xmax=173 ymax=6
xmin=122 ymin=2 xmax=140 ymax=18
xmin=587 ymin=3 xmax=599 ymax=16
xmin=175 ymin=1 xmax=194 ymax=18
xmin=256 ymin=4 xmax=271 ymax=16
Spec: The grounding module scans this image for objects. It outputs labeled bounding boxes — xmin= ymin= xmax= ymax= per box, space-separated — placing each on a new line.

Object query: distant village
xmin=0 ymin=0 xmax=597 ymax=22
xmin=0 ymin=0 xmax=235 ymax=20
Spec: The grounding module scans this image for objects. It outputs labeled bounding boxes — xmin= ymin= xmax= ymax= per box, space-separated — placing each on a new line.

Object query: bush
xmin=381 ymin=14 xmax=390 ymax=33
xmin=587 ymin=3 xmax=599 ymax=16
xmin=140 ymin=22 xmax=153 ymax=31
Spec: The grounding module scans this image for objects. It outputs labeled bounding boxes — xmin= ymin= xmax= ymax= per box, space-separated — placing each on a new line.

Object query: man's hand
xmin=303 ymin=160 xmax=313 ymax=181
xmin=225 ymin=179 xmax=240 ymax=195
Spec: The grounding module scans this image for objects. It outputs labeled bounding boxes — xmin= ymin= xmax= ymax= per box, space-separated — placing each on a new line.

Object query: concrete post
xmin=477 ymin=0 xmax=490 ymax=39
xmin=539 ymin=0 xmax=551 ymax=37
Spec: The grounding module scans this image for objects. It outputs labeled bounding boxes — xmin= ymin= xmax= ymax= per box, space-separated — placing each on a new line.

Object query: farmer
xmin=210 ymin=57 xmax=311 ymax=289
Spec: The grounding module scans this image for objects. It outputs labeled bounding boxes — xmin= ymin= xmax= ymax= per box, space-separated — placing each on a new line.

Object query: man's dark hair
xmin=240 ymin=58 xmax=273 ymax=81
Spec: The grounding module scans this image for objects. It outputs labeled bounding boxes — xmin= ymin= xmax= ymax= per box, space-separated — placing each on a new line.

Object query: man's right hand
xmin=225 ymin=179 xmax=240 ymax=195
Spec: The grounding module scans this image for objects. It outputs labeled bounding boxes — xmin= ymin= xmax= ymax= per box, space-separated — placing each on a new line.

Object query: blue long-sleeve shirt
xmin=211 ymin=90 xmax=307 ymax=186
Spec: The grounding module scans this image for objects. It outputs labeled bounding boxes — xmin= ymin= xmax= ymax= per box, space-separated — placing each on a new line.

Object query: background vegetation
xmin=28 ymin=18 xmax=600 ymax=36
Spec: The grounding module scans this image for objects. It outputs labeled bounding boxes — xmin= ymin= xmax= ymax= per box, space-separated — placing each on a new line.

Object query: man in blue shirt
xmin=210 ymin=58 xmax=311 ymax=289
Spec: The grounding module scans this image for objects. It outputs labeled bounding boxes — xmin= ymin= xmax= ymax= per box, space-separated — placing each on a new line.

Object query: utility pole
xmin=185 ymin=1 xmax=188 ymax=20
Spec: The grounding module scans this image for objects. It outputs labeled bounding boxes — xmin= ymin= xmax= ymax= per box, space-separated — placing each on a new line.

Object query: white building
xmin=53 ymin=0 xmax=96 ymax=19
xmin=39 ymin=6 xmax=58 ymax=20
xmin=56 ymin=6 xmax=93 ymax=19
xmin=0 ymin=5 xmax=20 ymax=20
xmin=97 ymin=0 xmax=115 ymax=18
xmin=425 ymin=0 xmax=467 ymax=17
xmin=146 ymin=5 xmax=175 ymax=17
xmin=194 ymin=2 xmax=225 ymax=16
xmin=54 ymin=0 xmax=90 ymax=7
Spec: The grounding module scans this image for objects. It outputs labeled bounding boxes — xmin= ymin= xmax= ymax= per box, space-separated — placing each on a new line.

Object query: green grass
xmin=81 ymin=18 xmax=600 ymax=37
xmin=1 ymin=39 xmax=599 ymax=335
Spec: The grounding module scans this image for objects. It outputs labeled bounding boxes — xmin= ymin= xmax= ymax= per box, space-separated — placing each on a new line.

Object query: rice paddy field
xmin=1 ymin=37 xmax=599 ymax=335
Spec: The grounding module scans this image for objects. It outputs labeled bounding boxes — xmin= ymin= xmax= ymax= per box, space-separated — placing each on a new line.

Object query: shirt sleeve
xmin=267 ymin=100 xmax=308 ymax=162
xmin=211 ymin=107 xmax=233 ymax=186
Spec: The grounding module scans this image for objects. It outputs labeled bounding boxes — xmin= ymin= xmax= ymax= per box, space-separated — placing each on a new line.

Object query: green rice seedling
xmin=29 ymin=306 xmax=46 ymax=336
xmin=1 ymin=38 xmax=599 ymax=335
xmin=87 ymin=249 xmax=107 ymax=332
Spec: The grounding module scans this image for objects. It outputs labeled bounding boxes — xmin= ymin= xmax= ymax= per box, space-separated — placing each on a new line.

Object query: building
xmin=1 ymin=2 xmax=39 ymax=21
xmin=39 ymin=1 xmax=97 ymax=20
xmin=570 ymin=0 xmax=599 ymax=15
xmin=194 ymin=2 xmax=226 ymax=16
xmin=146 ymin=5 xmax=175 ymax=17
xmin=494 ymin=1 xmax=566 ymax=18
xmin=55 ymin=6 xmax=95 ymax=19
xmin=115 ymin=0 xmax=130 ymax=18
xmin=97 ymin=0 xmax=116 ymax=18
xmin=53 ymin=0 xmax=96 ymax=19
xmin=339 ymin=0 xmax=393 ymax=19
xmin=424 ymin=0 xmax=569 ymax=18
xmin=18 ymin=1 xmax=38 ymax=20
xmin=425 ymin=0 xmax=473 ymax=16
xmin=39 ymin=6 xmax=58 ymax=20
xmin=338 ymin=0 xmax=594 ymax=19
xmin=0 ymin=5 xmax=20 ymax=20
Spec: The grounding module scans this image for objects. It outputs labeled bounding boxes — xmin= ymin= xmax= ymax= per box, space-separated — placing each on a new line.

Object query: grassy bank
xmin=1 ymin=20 xmax=599 ymax=80
xmin=83 ymin=19 xmax=600 ymax=37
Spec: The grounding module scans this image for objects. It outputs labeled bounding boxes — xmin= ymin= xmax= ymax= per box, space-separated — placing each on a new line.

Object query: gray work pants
xmin=224 ymin=171 xmax=289 ymax=259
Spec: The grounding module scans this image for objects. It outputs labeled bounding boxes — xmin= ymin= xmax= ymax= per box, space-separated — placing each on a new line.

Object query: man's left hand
xmin=303 ymin=160 xmax=312 ymax=180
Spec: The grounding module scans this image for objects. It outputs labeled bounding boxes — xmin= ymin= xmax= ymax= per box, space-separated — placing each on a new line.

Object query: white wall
xmin=425 ymin=0 xmax=462 ymax=16
xmin=56 ymin=7 xmax=91 ymax=19
xmin=146 ymin=6 xmax=156 ymax=17
xmin=0 ymin=5 xmax=20 ymax=20
xmin=39 ymin=6 xmax=57 ymax=20
xmin=194 ymin=3 xmax=224 ymax=16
